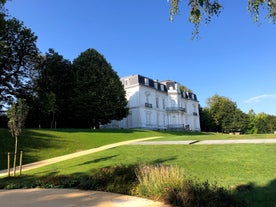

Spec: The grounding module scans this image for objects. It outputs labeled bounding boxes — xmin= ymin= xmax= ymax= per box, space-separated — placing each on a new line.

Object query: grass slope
xmin=1 ymin=128 xmax=275 ymax=207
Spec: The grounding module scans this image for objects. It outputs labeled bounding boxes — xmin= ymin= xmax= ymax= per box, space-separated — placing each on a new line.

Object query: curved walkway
xmin=0 ymin=136 xmax=161 ymax=177
xmin=1 ymin=137 xmax=275 ymax=207
xmin=0 ymin=189 xmax=170 ymax=207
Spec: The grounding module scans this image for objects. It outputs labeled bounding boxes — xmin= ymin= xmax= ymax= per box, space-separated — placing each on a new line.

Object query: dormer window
xmin=144 ymin=78 xmax=149 ymax=86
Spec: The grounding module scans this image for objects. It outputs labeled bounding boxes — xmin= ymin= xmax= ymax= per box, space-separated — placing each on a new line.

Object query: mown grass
xmin=0 ymin=128 xmax=169 ymax=169
xmin=0 ymin=128 xmax=275 ymax=206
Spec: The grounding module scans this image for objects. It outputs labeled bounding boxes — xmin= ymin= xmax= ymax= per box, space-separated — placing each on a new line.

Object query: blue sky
xmin=6 ymin=0 xmax=276 ymax=115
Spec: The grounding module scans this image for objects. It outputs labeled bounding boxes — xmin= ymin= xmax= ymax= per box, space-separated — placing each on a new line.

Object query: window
xmin=156 ymin=97 xmax=159 ymax=108
xmin=146 ymin=111 xmax=151 ymax=125
xmin=162 ymin=99 xmax=165 ymax=109
xmin=161 ymin=85 xmax=164 ymax=91
xmin=154 ymin=82 xmax=158 ymax=89
xmin=144 ymin=78 xmax=149 ymax=86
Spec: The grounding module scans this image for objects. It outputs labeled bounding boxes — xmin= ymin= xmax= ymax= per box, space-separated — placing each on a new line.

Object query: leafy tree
xmin=199 ymin=106 xmax=217 ymax=131
xmin=0 ymin=18 xmax=39 ymax=111
xmin=34 ymin=49 xmax=73 ymax=128
xmin=7 ymin=99 xmax=28 ymax=176
xmin=72 ymin=48 xmax=128 ymax=128
xmin=247 ymin=109 xmax=258 ymax=134
xmin=0 ymin=0 xmax=7 ymax=36
xmin=205 ymin=94 xmax=248 ymax=133
xmin=168 ymin=0 xmax=276 ymax=37
xmin=266 ymin=114 xmax=276 ymax=133
xmin=255 ymin=112 xmax=268 ymax=133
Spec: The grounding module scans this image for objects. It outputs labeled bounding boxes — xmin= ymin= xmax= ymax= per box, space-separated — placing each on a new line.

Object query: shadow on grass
xmin=0 ymin=129 xmax=63 ymax=170
xmin=47 ymin=128 xmax=211 ymax=136
xmin=150 ymin=156 xmax=177 ymax=164
xmin=78 ymin=155 xmax=118 ymax=166
xmin=0 ymin=170 xmax=275 ymax=207
xmin=233 ymin=179 xmax=276 ymax=207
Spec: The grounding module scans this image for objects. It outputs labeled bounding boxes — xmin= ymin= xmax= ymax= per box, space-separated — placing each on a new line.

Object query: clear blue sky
xmin=6 ymin=0 xmax=276 ymax=115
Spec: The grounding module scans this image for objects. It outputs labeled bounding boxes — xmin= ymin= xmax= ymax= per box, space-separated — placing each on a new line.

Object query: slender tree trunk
xmin=13 ymin=136 xmax=18 ymax=176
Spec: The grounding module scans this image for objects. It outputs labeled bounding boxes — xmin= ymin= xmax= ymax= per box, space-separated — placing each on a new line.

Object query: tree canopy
xmin=168 ymin=0 xmax=276 ymax=36
xmin=202 ymin=94 xmax=249 ymax=132
xmin=0 ymin=18 xmax=39 ymax=111
xmin=72 ymin=49 xmax=128 ymax=128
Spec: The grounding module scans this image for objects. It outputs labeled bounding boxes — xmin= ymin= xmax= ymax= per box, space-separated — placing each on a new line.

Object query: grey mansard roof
xmin=121 ymin=74 xmax=198 ymax=101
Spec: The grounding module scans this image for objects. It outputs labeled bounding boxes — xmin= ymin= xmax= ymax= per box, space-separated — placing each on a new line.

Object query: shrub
xmin=79 ymin=165 xmax=138 ymax=194
xmin=135 ymin=164 xmax=247 ymax=207
xmin=135 ymin=164 xmax=185 ymax=200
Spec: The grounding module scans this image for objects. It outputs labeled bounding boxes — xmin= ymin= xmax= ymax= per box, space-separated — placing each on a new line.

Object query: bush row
xmin=1 ymin=164 xmax=247 ymax=207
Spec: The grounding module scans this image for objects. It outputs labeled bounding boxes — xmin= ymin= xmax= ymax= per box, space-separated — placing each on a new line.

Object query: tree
xmin=266 ymin=114 xmax=276 ymax=133
xmin=205 ymin=94 xmax=248 ymax=133
xmin=34 ymin=49 xmax=73 ymax=128
xmin=0 ymin=0 xmax=7 ymax=35
xmin=0 ymin=18 xmax=39 ymax=111
xmin=7 ymin=99 xmax=28 ymax=176
xmin=255 ymin=112 xmax=268 ymax=133
xmin=72 ymin=48 xmax=128 ymax=128
xmin=168 ymin=0 xmax=276 ymax=37
xmin=247 ymin=109 xmax=258 ymax=134
xmin=199 ymin=106 xmax=217 ymax=131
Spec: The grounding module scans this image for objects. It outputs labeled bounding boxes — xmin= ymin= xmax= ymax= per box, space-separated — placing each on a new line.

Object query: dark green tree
xmin=72 ymin=48 xmax=128 ymax=128
xmin=199 ymin=106 xmax=217 ymax=132
xmin=266 ymin=114 xmax=276 ymax=133
xmin=7 ymin=99 xmax=28 ymax=176
xmin=255 ymin=112 xmax=268 ymax=133
xmin=0 ymin=18 xmax=39 ymax=111
xmin=34 ymin=49 xmax=73 ymax=128
xmin=0 ymin=0 xmax=7 ymax=37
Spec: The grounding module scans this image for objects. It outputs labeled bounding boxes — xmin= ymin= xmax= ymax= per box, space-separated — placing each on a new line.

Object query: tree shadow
xmin=0 ymin=129 xmax=64 ymax=170
xmin=150 ymin=156 xmax=178 ymax=165
xmin=78 ymin=155 xmax=118 ymax=166
xmin=233 ymin=179 xmax=276 ymax=207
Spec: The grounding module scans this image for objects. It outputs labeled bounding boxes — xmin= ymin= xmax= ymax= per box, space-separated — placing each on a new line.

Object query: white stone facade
xmin=105 ymin=75 xmax=201 ymax=131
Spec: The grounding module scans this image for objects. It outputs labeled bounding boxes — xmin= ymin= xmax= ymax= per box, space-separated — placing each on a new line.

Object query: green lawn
xmin=0 ymin=128 xmax=168 ymax=169
xmin=1 ymin=128 xmax=275 ymax=207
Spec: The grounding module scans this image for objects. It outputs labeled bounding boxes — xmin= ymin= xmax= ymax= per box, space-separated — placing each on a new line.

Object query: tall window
xmin=144 ymin=78 xmax=149 ymax=86
xmin=162 ymin=99 xmax=165 ymax=109
xmin=146 ymin=111 xmax=151 ymax=125
xmin=156 ymin=97 xmax=159 ymax=108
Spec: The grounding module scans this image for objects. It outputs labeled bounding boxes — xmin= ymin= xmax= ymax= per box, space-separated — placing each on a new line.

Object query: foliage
xmin=72 ymin=48 xmax=128 ymax=128
xmin=33 ymin=49 xmax=73 ymax=128
xmin=1 ymin=164 xmax=247 ymax=207
xmin=248 ymin=0 xmax=276 ymax=23
xmin=78 ymin=165 xmax=137 ymax=194
xmin=135 ymin=164 xmax=246 ymax=207
xmin=0 ymin=18 xmax=39 ymax=111
xmin=7 ymin=99 xmax=28 ymax=175
xmin=168 ymin=0 xmax=276 ymax=37
xmin=7 ymin=99 xmax=28 ymax=139
xmin=135 ymin=164 xmax=185 ymax=200
xmin=164 ymin=179 xmax=247 ymax=207
xmin=205 ymin=94 xmax=249 ymax=133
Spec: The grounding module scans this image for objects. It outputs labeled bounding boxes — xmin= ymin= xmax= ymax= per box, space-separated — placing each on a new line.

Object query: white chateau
xmin=105 ymin=74 xmax=201 ymax=131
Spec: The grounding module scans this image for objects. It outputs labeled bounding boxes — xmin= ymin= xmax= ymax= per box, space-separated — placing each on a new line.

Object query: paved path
xmin=1 ymin=137 xmax=275 ymax=207
xmin=0 ymin=136 xmax=161 ymax=177
xmin=0 ymin=189 xmax=170 ymax=207
xmin=132 ymin=139 xmax=276 ymax=145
